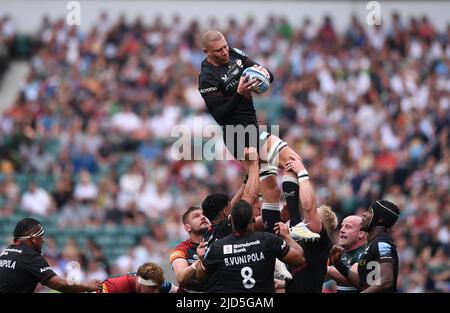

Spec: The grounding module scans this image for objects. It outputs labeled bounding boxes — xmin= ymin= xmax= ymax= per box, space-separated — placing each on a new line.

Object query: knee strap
xmin=259 ymin=163 xmax=278 ymax=181
xmin=267 ymin=137 xmax=287 ymax=167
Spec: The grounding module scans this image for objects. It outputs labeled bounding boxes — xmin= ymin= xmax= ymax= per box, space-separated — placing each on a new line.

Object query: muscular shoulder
xmin=170 ymin=240 xmax=195 ymax=263
xmin=365 ymin=234 xmax=397 ymax=261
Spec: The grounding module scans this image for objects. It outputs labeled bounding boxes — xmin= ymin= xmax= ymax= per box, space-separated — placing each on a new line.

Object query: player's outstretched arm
xmin=241 ymin=147 xmax=259 ymax=206
xmin=195 ymin=241 xmax=208 ymax=283
xmin=285 ymin=158 xmax=321 ymax=233
xmin=172 ymin=258 xmax=201 ymax=287
xmin=45 ymin=275 xmax=102 ymax=293
xmin=274 ymin=222 xmax=305 ymax=267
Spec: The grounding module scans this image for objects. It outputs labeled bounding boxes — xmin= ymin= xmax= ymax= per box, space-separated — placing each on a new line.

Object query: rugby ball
xmin=242 ymin=67 xmax=270 ymax=94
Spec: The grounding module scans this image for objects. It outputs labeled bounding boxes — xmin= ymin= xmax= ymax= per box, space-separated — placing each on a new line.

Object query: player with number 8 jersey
xmin=195 ymin=200 xmax=304 ymax=292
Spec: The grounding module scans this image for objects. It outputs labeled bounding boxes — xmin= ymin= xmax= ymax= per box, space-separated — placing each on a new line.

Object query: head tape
xmin=368 ymin=200 xmax=400 ymax=229
xmin=14 ymin=218 xmax=44 ymax=240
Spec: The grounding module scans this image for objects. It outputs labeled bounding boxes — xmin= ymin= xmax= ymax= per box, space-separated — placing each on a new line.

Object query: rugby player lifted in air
xmin=198 ymin=30 xmax=319 ymax=240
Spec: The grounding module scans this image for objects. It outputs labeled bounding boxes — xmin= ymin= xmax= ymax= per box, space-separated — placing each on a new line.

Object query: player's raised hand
xmin=285 ymin=157 xmax=305 ymax=174
xmin=274 ymin=278 xmax=286 ymax=290
xmin=197 ymin=240 xmax=206 ymax=261
xmin=245 ymin=147 xmax=259 ymax=161
xmin=274 ymin=222 xmax=290 ymax=239
xmin=241 ymin=147 xmax=259 ymax=168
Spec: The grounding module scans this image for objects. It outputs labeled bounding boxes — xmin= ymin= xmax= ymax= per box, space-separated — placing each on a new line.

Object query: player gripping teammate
xmin=169 ymin=206 xmax=210 ymax=292
xmin=282 ymin=158 xmax=338 ymax=293
xmin=329 ymin=200 xmax=400 ymax=293
xmin=326 ymin=216 xmax=367 ymax=293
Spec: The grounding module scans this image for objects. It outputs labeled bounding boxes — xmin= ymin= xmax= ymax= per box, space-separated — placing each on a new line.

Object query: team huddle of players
xmin=169 ymin=153 xmax=399 ymax=293
xmin=168 ymin=30 xmax=400 ymax=293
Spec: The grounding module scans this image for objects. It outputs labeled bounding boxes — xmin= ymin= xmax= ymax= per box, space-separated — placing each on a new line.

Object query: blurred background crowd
xmin=0 ymin=9 xmax=448 ymax=292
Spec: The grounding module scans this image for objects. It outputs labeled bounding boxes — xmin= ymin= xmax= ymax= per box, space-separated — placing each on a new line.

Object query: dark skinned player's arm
xmin=45 ymin=275 xmax=102 ymax=293
xmin=361 ymin=261 xmax=395 ymax=293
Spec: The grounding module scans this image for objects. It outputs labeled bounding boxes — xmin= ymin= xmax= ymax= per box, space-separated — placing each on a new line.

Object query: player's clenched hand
xmin=197 ymin=241 xmax=206 ymax=261
xmin=285 ymin=156 xmax=305 ymax=174
xmin=274 ymin=222 xmax=290 ymax=239
xmin=274 ymin=278 xmax=286 ymax=290
xmin=328 ymin=245 xmax=345 ymax=266
xmin=86 ymin=279 xmax=103 ymax=291
xmin=237 ymin=74 xmax=258 ymax=96
xmin=244 ymin=147 xmax=258 ymax=163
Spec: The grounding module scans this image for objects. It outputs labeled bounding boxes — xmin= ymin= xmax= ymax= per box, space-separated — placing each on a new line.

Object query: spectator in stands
xmin=20 ymin=181 xmax=53 ymax=216
xmin=72 ymin=144 xmax=98 ymax=174
xmin=74 ymin=170 xmax=98 ymax=202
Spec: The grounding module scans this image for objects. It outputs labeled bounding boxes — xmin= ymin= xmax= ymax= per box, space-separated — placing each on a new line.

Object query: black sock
xmin=261 ymin=202 xmax=280 ymax=233
xmin=282 ymin=177 xmax=301 ymax=226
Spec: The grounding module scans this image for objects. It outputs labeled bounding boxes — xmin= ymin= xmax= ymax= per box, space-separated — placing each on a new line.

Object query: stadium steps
xmin=0 ymin=60 xmax=30 ymax=113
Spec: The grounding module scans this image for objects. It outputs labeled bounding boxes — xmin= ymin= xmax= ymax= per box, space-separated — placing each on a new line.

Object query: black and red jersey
xmin=169 ymin=239 xmax=204 ymax=292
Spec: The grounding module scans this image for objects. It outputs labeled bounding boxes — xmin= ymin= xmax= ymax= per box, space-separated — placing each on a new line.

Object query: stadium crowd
xmin=0 ymin=11 xmax=449 ymax=292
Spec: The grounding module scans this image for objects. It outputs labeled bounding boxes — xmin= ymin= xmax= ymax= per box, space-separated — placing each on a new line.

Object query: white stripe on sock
xmin=262 ymin=202 xmax=281 ymax=211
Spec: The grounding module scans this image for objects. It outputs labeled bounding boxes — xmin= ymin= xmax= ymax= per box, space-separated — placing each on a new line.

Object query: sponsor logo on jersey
xmin=231 ymin=240 xmax=261 ymax=253
xmin=40 ymin=266 xmax=52 ymax=273
xmin=199 ymin=86 xmax=218 ymax=94
xmin=378 ymin=242 xmax=392 ymax=257
xmin=223 ymin=245 xmax=233 ymax=255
